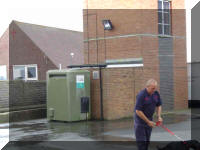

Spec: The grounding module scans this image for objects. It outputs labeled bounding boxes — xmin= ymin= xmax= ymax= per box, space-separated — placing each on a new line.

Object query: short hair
xmin=146 ymin=79 xmax=157 ymax=87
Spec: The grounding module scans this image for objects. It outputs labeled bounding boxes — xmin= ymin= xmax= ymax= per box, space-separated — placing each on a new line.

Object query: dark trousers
xmin=134 ymin=124 xmax=152 ymax=150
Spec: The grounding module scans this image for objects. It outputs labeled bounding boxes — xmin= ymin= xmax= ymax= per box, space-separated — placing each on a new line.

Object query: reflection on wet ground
xmin=8 ymin=112 xmax=191 ymax=141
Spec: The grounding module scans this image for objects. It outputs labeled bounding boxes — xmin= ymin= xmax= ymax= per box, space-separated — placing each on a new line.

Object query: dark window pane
xmin=158 ymin=1 xmax=162 ymax=11
xmin=164 ymin=13 xmax=170 ymax=24
xmin=164 ymin=25 xmax=170 ymax=35
xmin=158 ymin=24 xmax=163 ymax=34
xmin=164 ymin=1 xmax=170 ymax=12
xmin=158 ymin=12 xmax=162 ymax=23
xmin=28 ymin=67 xmax=36 ymax=78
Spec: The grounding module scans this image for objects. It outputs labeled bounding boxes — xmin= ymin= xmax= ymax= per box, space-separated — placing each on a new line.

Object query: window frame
xmin=158 ymin=0 xmax=171 ymax=36
xmin=13 ymin=64 xmax=38 ymax=81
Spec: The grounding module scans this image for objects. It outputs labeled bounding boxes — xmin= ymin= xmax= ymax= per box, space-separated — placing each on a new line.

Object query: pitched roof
xmin=12 ymin=21 xmax=83 ymax=68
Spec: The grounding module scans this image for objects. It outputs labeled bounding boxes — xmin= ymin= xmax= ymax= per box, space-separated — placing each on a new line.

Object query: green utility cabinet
xmin=47 ymin=69 xmax=90 ymax=122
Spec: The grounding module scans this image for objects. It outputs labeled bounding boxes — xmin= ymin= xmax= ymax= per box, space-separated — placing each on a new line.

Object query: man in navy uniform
xmin=134 ymin=79 xmax=163 ymax=150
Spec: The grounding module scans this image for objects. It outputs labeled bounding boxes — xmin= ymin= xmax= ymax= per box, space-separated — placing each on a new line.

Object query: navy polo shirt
xmin=134 ymin=88 xmax=162 ymax=127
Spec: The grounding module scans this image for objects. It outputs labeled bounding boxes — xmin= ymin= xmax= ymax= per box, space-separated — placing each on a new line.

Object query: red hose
xmin=156 ymin=121 xmax=185 ymax=142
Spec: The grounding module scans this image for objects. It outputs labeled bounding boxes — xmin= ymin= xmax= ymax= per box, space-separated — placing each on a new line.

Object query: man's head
xmin=146 ymin=79 xmax=157 ymax=95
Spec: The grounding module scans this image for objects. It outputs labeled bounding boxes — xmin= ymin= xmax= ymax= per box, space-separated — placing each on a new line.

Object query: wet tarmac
xmin=7 ymin=110 xmax=191 ymax=141
xmin=1 ymin=109 xmax=200 ymax=150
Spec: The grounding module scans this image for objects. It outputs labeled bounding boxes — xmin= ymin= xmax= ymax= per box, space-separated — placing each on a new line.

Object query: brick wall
xmin=173 ymin=38 xmax=188 ymax=109
xmin=0 ymin=81 xmax=46 ymax=112
xmin=83 ymin=9 xmax=158 ymax=64
xmin=9 ymin=81 xmax=46 ymax=109
xmin=90 ymin=67 xmax=146 ymax=120
xmin=0 ymin=81 xmax=9 ymax=109
xmin=90 ymin=69 xmax=101 ymax=119
xmin=103 ymin=67 xmax=144 ymax=120
xmin=172 ymin=9 xmax=187 ymax=109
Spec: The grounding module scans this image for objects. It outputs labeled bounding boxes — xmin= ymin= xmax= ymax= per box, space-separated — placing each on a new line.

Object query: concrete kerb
xmin=0 ymin=105 xmax=46 ymax=123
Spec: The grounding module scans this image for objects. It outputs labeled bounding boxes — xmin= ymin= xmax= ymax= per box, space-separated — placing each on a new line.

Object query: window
xmin=13 ymin=65 xmax=38 ymax=80
xmin=0 ymin=65 xmax=7 ymax=80
xmin=158 ymin=0 xmax=171 ymax=35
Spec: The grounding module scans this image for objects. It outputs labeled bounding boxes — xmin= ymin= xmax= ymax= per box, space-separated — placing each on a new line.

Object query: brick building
xmin=0 ymin=21 xmax=83 ymax=121
xmin=83 ymin=0 xmax=188 ymax=120
xmin=0 ymin=20 xmax=83 ymax=81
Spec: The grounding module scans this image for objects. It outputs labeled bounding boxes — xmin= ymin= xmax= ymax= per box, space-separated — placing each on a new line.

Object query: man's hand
xmin=156 ymin=117 xmax=163 ymax=126
xmin=147 ymin=121 xmax=156 ymax=128
xmin=158 ymin=116 xmax=163 ymax=122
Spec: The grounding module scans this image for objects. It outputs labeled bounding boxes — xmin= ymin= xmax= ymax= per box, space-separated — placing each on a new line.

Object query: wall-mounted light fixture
xmin=70 ymin=52 xmax=74 ymax=58
xmin=102 ymin=20 xmax=113 ymax=30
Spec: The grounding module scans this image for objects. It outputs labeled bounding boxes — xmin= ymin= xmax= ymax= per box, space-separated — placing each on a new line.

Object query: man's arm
xmin=136 ymin=110 xmax=156 ymax=128
xmin=156 ymin=106 xmax=163 ymax=122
